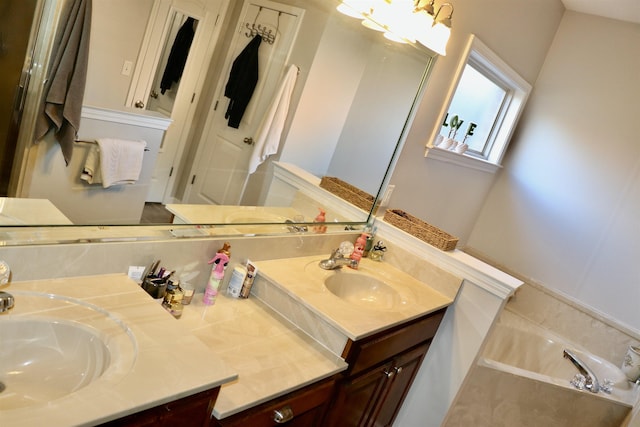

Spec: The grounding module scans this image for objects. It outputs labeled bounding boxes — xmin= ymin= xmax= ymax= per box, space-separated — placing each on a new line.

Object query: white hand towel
xmin=96 ymin=138 xmax=147 ymax=188
xmin=248 ymin=64 xmax=299 ymax=174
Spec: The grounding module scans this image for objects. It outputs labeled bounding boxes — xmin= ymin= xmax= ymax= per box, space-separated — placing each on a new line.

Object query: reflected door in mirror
xmin=184 ymin=0 xmax=303 ymax=206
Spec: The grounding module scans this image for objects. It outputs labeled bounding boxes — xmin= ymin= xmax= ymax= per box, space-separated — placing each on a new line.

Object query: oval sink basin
xmin=324 ymin=273 xmax=402 ymax=310
xmin=0 ymin=317 xmax=110 ymax=409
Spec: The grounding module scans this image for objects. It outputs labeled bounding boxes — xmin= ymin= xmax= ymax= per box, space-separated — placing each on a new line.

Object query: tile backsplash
xmin=0 ymin=233 xmax=356 ymax=291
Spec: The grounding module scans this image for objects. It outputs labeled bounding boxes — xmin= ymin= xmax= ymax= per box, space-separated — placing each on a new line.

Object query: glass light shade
xmin=417 ymin=21 xmax=450 ymax=56
xmin=383 ymin=31 xmax=408 ymax=43
xmin=361 ymin=0 xmax=393 ymax=32
xmin=337 ymin=1 xmax=383 ymax=18
xmin=362 ymin=17 xmax=386 ymax=32
xmin=382 ymin=0 xmax=417 ymax=42
xmin=337 ymin=2 xmax=365 ymax=19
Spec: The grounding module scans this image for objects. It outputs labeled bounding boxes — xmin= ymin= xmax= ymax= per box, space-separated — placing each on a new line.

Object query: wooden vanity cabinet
xmin=99 ymin=387 xmax=220 ymax=427
xmin=324 ymin=308 xmax=446 ymax=427
xmin=213 ymin=377 xmax=336 ymax=427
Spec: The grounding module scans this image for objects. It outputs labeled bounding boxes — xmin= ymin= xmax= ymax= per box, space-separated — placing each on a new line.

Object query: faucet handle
xmin=0 ymin=291 xmax=14 ymax=313
xmin=338 ymin=241 xmax=355 ymax=257
xmin=0 ymin=260 xmax=10 ymax=285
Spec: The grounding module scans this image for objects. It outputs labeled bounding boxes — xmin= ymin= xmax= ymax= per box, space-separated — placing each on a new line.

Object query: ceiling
xmin=561 ymin=0 xmax=640 ymax=24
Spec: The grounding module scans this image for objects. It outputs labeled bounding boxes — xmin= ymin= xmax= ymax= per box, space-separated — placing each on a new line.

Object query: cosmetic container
xmin=227 ymin=265 xmax=247 ymax=298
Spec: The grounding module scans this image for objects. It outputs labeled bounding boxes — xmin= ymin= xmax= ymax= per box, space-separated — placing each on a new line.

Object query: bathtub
xmin=443 ymin=310 xmax=639 ymax=427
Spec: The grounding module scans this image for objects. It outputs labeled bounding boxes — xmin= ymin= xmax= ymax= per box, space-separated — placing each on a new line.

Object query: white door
xmin=127 ymin=0 xmax=229 ymax=203
xmin=184 ymin=0 xmax=303 ymax=206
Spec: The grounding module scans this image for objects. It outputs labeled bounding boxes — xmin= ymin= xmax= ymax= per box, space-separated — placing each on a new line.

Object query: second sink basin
xmin=324 ymin=273 xmax=402 ymax=310
xmin=0 ymin=318 xmax=110 ymax=409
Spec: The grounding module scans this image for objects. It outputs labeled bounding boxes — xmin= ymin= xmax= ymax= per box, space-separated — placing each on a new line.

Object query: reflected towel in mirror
xmin=80 ymin=138 xmax=146 ymax=188
xmin=34 ymin=0 xmax=92 ymax=166
xmin=248 ymin=64 xmax=299 ymax=174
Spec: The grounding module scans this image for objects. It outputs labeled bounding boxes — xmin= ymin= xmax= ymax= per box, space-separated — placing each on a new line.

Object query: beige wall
xmin=84 ymin=0 xmax=154 ymax=109
xmin=385 ymin=0 xmax=565 ymax=245
xmin=468 ymin=12 xmax=640 ymax=331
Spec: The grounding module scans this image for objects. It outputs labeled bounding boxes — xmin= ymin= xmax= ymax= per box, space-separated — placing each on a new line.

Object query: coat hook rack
xmin=244 ymin=6 xmax=286 ymax=45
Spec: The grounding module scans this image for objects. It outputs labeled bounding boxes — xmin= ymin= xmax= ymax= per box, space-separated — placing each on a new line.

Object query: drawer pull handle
xmin=383 ymin=369 xmax=395 ymax=378
xmin=273 ymin=405 xmax=294 ymax=423
xmin=394 ymin=366 xmax=403 ymax=375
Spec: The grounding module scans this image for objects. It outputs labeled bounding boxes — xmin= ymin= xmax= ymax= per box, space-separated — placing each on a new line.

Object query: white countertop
xmin=0 ymin=198 xmax=72 ymax=225
xmin=166 ymin=204 xmax=302 ymax=224
xmin=0 ymin=253 xmax=458 ymax=424
xmin=0 ymin=274 xmax=347 ymax=424
xmin=0 ymin=274 xmax=237 ymax=426
xmin=255 ymin=256 xmax=456 ymax=340
xmin=181 ymin=295 xmax=347 ymax=419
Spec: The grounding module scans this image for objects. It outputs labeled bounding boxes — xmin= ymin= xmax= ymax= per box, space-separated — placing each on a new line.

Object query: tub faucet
xmin=319 ymin=248 xmax=358 ymax=270
xmin=563 ymin=349 xmax=600 ymax=393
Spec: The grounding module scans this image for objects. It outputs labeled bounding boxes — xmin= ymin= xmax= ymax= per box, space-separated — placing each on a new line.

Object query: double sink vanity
xmin=0 ymin=252 xmax=459 ymax=426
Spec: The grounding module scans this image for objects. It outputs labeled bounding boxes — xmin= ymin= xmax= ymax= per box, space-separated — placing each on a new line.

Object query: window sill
xmin=424 ymin=145 xmax=501 ymax=174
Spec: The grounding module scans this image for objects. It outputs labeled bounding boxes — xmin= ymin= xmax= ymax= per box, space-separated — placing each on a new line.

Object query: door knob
xmin=150 ymin=90 xmax=159 ymax=99
xmin=243 ymin=137 xmax=254 ymax=145
xmin=134 ymin=100 xmax=145 ymax=108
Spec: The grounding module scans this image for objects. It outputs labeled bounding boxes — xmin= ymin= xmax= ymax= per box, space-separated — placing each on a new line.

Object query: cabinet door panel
xmin=345 ymin=309 xmax=444 ymax=376
xmin=373 ymin=343 xmax=430 ymax=427
xmin=326 ymin=362 xmax=392 ymax=427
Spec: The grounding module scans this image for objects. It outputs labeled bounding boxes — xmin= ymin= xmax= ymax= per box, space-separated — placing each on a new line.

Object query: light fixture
xmin=336 ymin=0 xmax=454 ymax=55
xmin=415 ymin=2 xmax=453 ymax=55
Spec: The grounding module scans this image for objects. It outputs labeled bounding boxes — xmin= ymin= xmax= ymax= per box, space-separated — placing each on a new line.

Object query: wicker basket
xmin=319 ymin=177 xmax=376 ymax=213
xmin=383 ymin=209 xmax=458 ymax=251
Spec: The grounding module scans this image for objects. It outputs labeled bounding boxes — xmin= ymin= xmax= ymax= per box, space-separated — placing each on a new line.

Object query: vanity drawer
xmin=99 ymin=387 xmax=220 ymax=427
xmin=214 ymin=377 xmax=335 ymax=427
xmin=343 ymin=308 xmax=446 ymax=376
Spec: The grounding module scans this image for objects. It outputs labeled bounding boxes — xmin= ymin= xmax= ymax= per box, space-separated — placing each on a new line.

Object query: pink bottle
xmin=349 ymin=233 xmax=368 ymax=269
xmin=203 ymin=243 xmax=231 ymax=305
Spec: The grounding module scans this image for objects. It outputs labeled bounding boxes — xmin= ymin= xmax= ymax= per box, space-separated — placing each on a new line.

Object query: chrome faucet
xmin=563 ymin=349 xmax=600 ymax=393
xmin=319 ymin=248 xmax=358 ymax=270
xmin=0 ymin=291 xmax=14 ymax=313
xmin=285 ymin=219 xmax=308 ymax=233
xmin=0 ymin=260 xmax=12 ymax=313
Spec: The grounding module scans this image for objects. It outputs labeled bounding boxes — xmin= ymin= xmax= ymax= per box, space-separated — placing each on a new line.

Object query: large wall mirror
xmin=2 ymin=0 xmax=435 ymax=244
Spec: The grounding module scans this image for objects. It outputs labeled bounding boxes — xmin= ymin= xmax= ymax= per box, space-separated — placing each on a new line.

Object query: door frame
xmin=126 ymin=0 xmax=231 ymax=204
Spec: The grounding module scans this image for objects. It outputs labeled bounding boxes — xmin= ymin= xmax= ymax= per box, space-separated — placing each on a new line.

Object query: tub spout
xmin=563 ymin=349 xmax=600 ymax=393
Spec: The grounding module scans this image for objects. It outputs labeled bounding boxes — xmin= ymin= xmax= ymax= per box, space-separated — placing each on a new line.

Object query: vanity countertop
xmin=180 ymin=295 xmax=348 ymax=419
xmin=0 ymin=197 xmax=72 ymax=225
xmin=0 ymin=274 xmax=238 ymax=427
xmin=0 ymin=274 xmax=347 ymax=424
xmin=1 ymin=254 xmax=456 ymax=424
xmin=255 ymin=255 xmax=457 ymax=340
xmin=166 ymin=204 xmax=302 ymax=224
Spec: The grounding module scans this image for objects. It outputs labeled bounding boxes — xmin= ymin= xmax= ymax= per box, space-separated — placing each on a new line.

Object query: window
xmin=426 ymin=35 xmax=531 ymax=170
xmin=444 ymin=63 xmax=508 ymax=157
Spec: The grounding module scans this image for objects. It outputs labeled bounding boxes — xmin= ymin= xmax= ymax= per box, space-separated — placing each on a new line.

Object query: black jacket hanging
xmin=224 ymin=34 xmax=262 ymax=128
xmin=160 ymin=17 xmax=195 ymax=95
